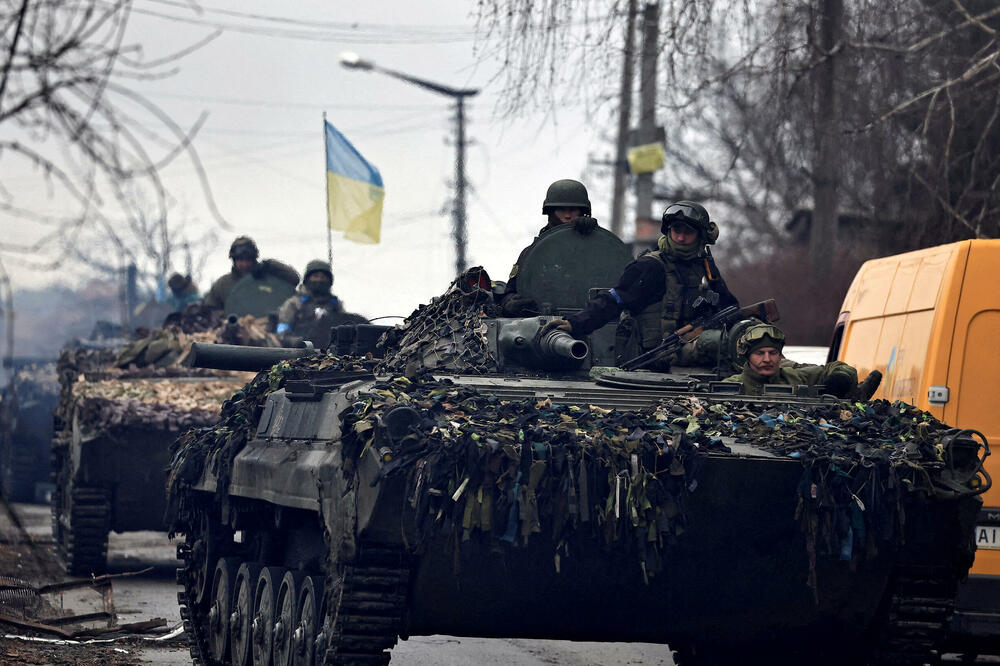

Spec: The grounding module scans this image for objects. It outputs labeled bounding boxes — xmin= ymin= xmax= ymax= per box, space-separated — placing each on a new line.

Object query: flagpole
xmin=323 ymin=111 xmax=333 ymax=268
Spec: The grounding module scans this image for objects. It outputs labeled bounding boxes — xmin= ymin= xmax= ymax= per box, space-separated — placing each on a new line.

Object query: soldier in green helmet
xmin=203 ymin=236 xmax=300 ymax=310
xmin=500 ymin=179 xmax=601 ymax=316
xmin=723 ymin=322 xmax=882 ymax=398
xmin=542 ymin=200 xmax=739 ymax=368
xmin=276 ymin=259 xmax=365 ymax=346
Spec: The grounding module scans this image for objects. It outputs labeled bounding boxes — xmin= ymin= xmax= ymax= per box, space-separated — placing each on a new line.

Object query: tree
xmin=0 ymin=0 xmax=228 ymax=274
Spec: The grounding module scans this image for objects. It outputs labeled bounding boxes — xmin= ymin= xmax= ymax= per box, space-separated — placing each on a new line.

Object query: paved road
xmin=3 ymin=502 xmax=677 ymax=664
xmin=5 ymin=501 xmax=998 ymax=664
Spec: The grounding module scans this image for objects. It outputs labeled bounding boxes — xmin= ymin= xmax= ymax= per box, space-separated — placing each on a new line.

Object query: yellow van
xmin=830 ymin=239 xmax=1000 ymax=650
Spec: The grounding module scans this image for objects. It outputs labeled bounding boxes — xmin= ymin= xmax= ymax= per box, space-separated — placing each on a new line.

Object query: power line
xmin=141 ymin=89 xmax=444 ymax=111
xmin=144 ymin=0 xmax=475 ymax=35
xmin=121 ymin=4 xmax=477 ymax=44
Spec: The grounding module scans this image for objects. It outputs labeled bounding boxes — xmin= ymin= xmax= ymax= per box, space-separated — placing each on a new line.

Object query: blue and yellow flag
xmin=325 ymin=119 xmax=384 ymax=244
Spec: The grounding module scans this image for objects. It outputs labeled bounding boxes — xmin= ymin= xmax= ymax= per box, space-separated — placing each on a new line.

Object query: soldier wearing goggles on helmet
xmin=542 ymin=200 xmax=739 ymax=368
xmin=500 ymin=179 xmax=601 ymax=317
xmin=204 ymin=236 xmax=300 ymax=310
xmin=724 ymin=323 xmax=882 ymax=399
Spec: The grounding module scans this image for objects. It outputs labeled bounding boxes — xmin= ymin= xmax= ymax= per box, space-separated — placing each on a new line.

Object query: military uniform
xmin=276 ymin=259 xmax=365 ymax=346
xmin=565 ymin=241 xmax=738 ymax=343
xmin=723 ymin=361 xmax=858 ymax=396
xmin=204 ymin=259 xmax=299 ymax=310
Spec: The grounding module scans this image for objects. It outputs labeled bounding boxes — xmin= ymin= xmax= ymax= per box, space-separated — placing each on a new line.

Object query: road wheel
xmin=208 ymin=556 xmax=240 ymax=663
xmin=231 ymin=562 xmax=262 ymax=666
xmin=252 ymin=566 xmax=285 ymax=666
xmin=292 ymin=575 xmax=324 ymax=666
xmin=273 ymin=570 xmax=305 ymax=666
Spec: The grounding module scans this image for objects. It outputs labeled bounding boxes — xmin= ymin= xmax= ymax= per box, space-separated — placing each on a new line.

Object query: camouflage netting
xmin=55 ymin=307 xmax=266 ymax=436
xmin=167 ymin=349 xmax=978 ymax=585
xmin=340 ymin=377 xmax=975 ymax=582
xmin=376 ymin=267 xmax=499 ymax=376
xmin=116 ymin=307 xmax=281 ymax=369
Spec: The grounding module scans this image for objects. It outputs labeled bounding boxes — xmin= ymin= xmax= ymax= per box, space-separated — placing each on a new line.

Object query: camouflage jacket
xmin=204 ymin=259 xmax=299 ymax=309
xmin=277 ymin=290 xmax=343 ymax=330
xmin=723 ymin=360 xmax=858 ymax=396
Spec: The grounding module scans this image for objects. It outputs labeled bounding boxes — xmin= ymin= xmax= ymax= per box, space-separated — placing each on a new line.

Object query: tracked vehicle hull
xmin=172 ymin=373 xmax=982 ymax=665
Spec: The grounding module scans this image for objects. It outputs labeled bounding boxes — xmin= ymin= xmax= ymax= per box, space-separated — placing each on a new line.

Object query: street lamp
xmin=339 ymin=52 xmax=479 ymax=276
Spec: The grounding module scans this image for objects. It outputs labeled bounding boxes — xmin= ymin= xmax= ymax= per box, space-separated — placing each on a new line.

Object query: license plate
xmin=976 ymin=525 xmax=1000 ymax=550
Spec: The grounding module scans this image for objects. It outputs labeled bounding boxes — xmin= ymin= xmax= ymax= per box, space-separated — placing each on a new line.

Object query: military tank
xmin=168 ymin=226 xmax=988 ymax=665
xmin=50 ymin=307 xmax=284 ymax=576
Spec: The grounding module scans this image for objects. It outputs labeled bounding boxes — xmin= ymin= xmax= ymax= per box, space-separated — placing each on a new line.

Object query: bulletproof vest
xmin=632 ymin=250 xmax=723 ymax=352
xmin=223 ymin=273 xmax=297 ymax=318
xmin=513 ymin=225 xmax=634 ymax=312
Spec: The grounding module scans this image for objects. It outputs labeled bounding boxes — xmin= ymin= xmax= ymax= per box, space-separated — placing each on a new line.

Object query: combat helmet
xmin=229 ymin=236 xmax=259 ymax=261
xmin=736 ymin=323 xmax=786 ymax=358
xmin=661 ymin=201 xmax=711 ymax=235
xmin=303 ymin=259 xmax=334 ymax=284
xmin=542 ymin=179 xmax=591 ymax=215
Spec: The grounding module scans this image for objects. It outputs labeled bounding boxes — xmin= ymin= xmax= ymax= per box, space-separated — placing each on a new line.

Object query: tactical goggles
xmin=663 ymin=204 xmax=701 ymax=224
xmin=744 ymin=325 xmax=785 ymax=345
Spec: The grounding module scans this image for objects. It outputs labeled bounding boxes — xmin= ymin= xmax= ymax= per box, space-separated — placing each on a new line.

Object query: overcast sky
xmin=5 ymin=1 xmax=623 ymax=321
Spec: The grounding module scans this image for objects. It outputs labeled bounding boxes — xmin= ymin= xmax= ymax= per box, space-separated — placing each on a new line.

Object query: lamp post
xmin=339 ymin=52 xmax=479 ymax=275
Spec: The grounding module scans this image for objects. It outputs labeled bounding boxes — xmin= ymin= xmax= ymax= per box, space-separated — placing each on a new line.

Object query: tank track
xmin=176 ymin=536 xmax=212 ymax=666
xmin=871 ymin=563 xmax=958 ymax=665
xmin=176 ymin=502 xmax=410 ymax=666
xmin=320 ymin=543 xmax=410 ymax=666
xmin=56 ymin=486 xmax=111 ymax=576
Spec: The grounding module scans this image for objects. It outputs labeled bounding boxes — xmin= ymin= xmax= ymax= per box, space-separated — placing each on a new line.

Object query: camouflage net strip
xmin=340 ymin=375 xmax=967 ymax=581
xmin=376 ymin=267 xmax=499 ymax=376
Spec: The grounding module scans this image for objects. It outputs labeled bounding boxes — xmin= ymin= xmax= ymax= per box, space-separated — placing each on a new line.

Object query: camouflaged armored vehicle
xmin=168 ymin=226 xmax=988 ymax=665
xmin=0 ymin=359 xmax=59 ymax=503
xmin=50 ymin=302 xmax=291 ymax=576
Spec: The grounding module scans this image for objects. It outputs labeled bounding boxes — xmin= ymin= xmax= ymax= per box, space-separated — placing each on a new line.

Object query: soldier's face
xmin=552 ymin=207 xmax=582 ymax=224
xmin=747 ymin=347 xmax=781 ymax=376
xmin=669 ymin=224 xmax=699 ymax=246
xmin=233 ymin=258 xmax=254 ymax=274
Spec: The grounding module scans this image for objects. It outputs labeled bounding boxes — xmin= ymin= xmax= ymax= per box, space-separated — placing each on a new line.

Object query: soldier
xmin=724 ymin=323 xmax=882 ymax=398
xmin=166 ymin=273 xmax=200 ymax=313
xmin=542 ymin=201 xmax=739 ymax=367
xmin=203 ymin=236 xmax=299 ymax=310
xmin=276 ymin=260 xmax=364 ymax=346
xmin=500 ymin=179 xmax=600 ymax=316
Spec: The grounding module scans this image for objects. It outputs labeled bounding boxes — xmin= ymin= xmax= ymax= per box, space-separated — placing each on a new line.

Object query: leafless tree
xmin=0 ymin=0 xmax=229 ymax=350
xmin=0 ymin=0 xmax=228 ymax=274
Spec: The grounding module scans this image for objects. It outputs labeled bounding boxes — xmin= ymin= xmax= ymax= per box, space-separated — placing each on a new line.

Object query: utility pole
xmin=339 ymin=53 xmax=478 ymax=275
xmin=453 ymin=98 xmax=470 ymax=274
xmin=610 ymin=0 xmax=638 ymax=238
xmin=635 ymin=1 xmax=660 ymax=223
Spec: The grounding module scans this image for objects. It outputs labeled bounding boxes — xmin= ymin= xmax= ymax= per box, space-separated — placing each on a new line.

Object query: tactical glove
xmin=251 ymin=262 xmax=266 ymax=279
xmin=541 ymin=318 xmax=573 ymax=335
xmin=501 ymin=293 xmax=539 ymax=317
xmin=850 ymin=370 xmax=883 ymax=401
xmin=572 ymin=215 xmax=598 ymax=236
xmin=823 ymin=371 xmax=855 ymax=398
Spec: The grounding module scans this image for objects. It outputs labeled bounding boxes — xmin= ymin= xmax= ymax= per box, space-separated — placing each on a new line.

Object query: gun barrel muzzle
xmin=539 ymin=330 xmax=589 ymax=361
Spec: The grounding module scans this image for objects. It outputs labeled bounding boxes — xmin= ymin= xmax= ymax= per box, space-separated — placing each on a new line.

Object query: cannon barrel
xmin=538 ymin=330 xmax=589 ymax=361
xmin=187 ymin=343 xmax=315 ymax=372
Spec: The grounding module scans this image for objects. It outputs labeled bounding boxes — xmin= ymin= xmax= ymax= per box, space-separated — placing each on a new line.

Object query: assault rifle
xmin=620 ymin=299 xmax=779 ymax=371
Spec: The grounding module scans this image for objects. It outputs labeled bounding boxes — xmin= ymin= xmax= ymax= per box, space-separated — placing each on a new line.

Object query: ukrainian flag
xmin=325 ymin=119 xmax=384 ymax=244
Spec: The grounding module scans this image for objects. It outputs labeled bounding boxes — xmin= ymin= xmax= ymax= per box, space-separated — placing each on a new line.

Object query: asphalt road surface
xmin=3 ymin=501 xmax=996 ymax=665
xmin=1 ymin=501 xmax=676 ymax=664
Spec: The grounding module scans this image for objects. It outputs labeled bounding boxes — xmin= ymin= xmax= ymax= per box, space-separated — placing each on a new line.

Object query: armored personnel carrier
xmin=168 ymin=226 xmax=988 ymax=665
xmin=50 ymin=309 xmax=282 ymax=575
xmin=0 ymin=359 xmax=59 ymax=503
